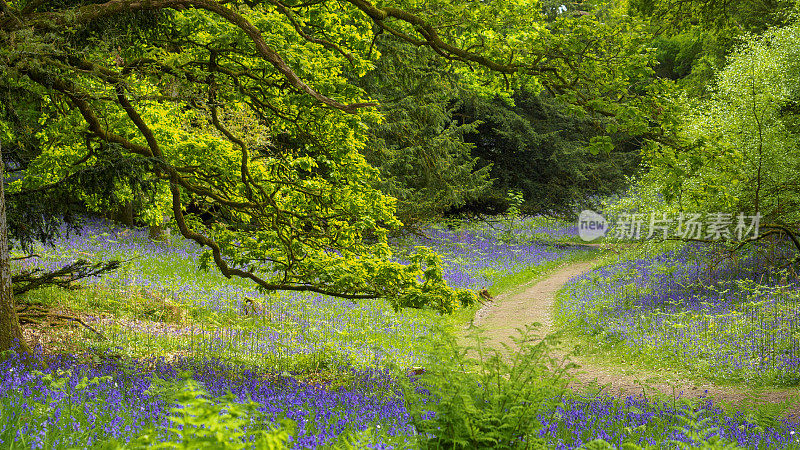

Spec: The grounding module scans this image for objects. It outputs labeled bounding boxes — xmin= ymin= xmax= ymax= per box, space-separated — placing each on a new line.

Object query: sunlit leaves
xmin=638 ymin=22 xmax=800 ymax=224
xmin=0 ymin=0 xmax=658 ymax=312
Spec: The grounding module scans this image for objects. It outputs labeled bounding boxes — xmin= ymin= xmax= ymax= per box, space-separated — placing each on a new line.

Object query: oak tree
xmin=0 ymin=0 xmax=656 ymax=357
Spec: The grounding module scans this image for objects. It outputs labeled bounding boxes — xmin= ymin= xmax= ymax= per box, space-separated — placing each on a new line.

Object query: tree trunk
xmin=0 ymin=143 xmax=33 ymax=359
xmin=148 ymin=223 xmax=171 ymax=241
xmin=113 ymin=200 xmax=134 ymax=227
xmin=106 ymin=201 xmax=135 ymax=227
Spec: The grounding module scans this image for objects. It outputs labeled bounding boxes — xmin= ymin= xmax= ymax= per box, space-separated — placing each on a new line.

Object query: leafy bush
xmin=398 ymin=324 xmax=573 ymax=449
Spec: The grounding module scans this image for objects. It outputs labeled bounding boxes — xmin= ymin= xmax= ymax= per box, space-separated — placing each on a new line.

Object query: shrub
xmin=398 ymin=324 xmax=573 ymax=449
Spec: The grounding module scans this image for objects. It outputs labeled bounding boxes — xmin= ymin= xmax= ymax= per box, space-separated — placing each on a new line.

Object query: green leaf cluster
xmin=398 ymin=325 xmax=571 ymax=449
xmin=132 ymin=375 xmax=294 ymax=449
xmin=634 ymin=21 xmax=800 ymax=228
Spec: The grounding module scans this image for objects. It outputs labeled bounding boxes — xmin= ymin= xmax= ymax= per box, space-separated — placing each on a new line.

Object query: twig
xmin=11 ymin=254 xmax=41 ymax=261
xmin=17 ymin=304 xmax=107 ymax=340
xmin=56 ymin=315 xmax=106 ymax=340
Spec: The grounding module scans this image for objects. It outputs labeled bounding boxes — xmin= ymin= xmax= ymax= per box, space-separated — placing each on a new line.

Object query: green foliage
xmin=331 ymin=426 xmax=392 ymax=450
xmin=630 ymin=0 xmax=795 ymax=35
xmin=633 ymin=21 xmax=800 ymax=231
xmin=498 ymin=190 xmax=524 ymax=242
xmin=0 ymin=0 xmax=666 ymax=318
xmin=651 ymin=29 xmax=708 ymax=85
xmin=390 ymin=248 xmax=477 ymax=313
xmin=132 ymin=376 xmax=294 ymax=450
xmin=356 ymin=36 xmax=491 ymax=224
xmin=630 ymin=0 xmax=797 ymax=96
xmin=456 ymin=89 xmax=642 ymax=217
xmin=2 ymin=0 xmax=535 ymax=313
xmin=506 ymin=190 xmax=524 ymax=219
xmin=398 ymin=325 xmax=571 ymax=449
xmin=396 ymin=321 xmax=759 ymax=449
xmin=667 ymin=406 xmax=744 ymax=450
xmin=0 ymin=88 xmax=156 ymax=252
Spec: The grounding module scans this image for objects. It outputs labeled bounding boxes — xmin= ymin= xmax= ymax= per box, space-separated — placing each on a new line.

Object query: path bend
xmin=473 ymin=259 xmax=800 ymax=418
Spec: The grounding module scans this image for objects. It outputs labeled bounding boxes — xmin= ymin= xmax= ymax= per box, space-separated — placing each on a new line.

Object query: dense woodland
xmin=2 ymin=0 xmax=800 ymax=448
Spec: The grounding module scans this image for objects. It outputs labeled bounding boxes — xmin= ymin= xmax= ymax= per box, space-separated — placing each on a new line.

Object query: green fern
xmin=129 ymin=377 xmax=294 ymax=449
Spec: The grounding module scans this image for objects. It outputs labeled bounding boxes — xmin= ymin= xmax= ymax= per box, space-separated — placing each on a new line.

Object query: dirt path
xmin=473 ymin=259 xmax=800 ymax=418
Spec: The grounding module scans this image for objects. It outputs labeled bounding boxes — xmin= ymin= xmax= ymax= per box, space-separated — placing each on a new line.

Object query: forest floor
xmin=472 ymin=258 xmax=800 ymax=418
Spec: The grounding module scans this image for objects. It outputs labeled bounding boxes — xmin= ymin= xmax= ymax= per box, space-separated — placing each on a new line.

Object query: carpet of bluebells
xmin=1 ymin=352 xmax=410 ymax=448
xmin=557 ymin=242 xmax=800 ymax=383
xmin=541 ymin=394 xmax=799 ymax=449
xmin=5 ymin=218 xmax=800 ymax=448
xmin=402 ymin=219 xmax=582 ymax=288
xmin=2 ymin=352 xmax=799 ymax=448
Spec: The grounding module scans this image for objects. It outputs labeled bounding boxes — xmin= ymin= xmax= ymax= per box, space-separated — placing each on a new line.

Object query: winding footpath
xmin=472 ymin=258 xmax=800 ymax=418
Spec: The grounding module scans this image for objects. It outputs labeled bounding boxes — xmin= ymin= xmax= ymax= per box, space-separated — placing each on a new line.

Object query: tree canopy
xmin=633 ymin=22 xmax=800 ymax=228
xmin=455 ymin=88 xmax=641 ymax=217
xmin=0 ymin=0 xmax=657 ymax=324
xmin=354 ymin=35 xmax=491 ymax=225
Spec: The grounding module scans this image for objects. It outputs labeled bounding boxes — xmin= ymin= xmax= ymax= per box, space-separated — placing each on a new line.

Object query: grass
xmin=4 ymin=217 xmax=800 ymax=448
xmin=14 ymin=216 xmax=584 ymax=366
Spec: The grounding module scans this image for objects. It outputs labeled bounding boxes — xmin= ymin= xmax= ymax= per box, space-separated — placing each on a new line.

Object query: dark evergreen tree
xmin=454 ymin=89 xmax=641 ymax=217
xmin=354 ymin=36 xmax=491 ymax=225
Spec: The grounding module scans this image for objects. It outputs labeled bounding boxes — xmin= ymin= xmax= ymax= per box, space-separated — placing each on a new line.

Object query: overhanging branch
xmin=25 ymin=0 xmax=375 ymax=114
